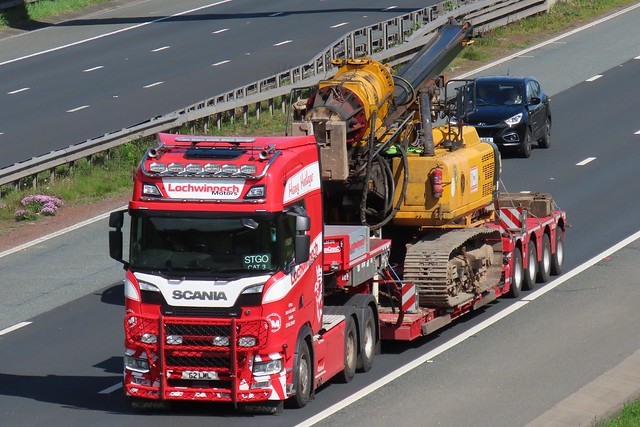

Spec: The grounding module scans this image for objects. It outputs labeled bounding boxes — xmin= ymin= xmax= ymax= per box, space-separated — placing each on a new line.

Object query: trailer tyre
xmin=357 ymin=306 xmax=376 ymax=373
xmin=522 ymin=242 xmax=537 ymax=291
xmin=289 ymin=340 xmax=312 ymax=409
xmin=551 ymin=229 xmax=564 ymax=275
xmin=507 ymin=247 xmax=523 ymax=298
xmin=336 ymin=316 xmax=357 ymax=383
xmin=537 ymin=233 xmax=551 ymax=283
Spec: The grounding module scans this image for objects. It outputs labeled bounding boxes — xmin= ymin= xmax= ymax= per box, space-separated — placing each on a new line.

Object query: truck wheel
xmin=518 ymin=128 xmax=532 ymax=158
xmin=507 ymin=247 xmax=523 ymax=298
xmin=289 ymin=340 xmax=312 ymax=409
xmin=336 ymin=317 xmax=357 ymax=383
xmin=551 ymin=229 xmax=564 ymax=275
xmin=538 ymin=116 xmax=551 ymax=148
xmin=357 ymin=306 xmax=376 ymax=373
xmin=537 ymin=233 xmax=551 ymax=283
xmin=522 ymin=242 xmax=537 ymax=291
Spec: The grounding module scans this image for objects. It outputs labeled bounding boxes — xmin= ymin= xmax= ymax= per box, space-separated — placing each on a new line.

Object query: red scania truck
xmin=108 ymin=19 xmax=566 ymax=413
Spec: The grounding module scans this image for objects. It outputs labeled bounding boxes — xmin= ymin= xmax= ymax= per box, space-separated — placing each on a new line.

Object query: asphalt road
xmin=1 ymin=2 xmax=640 ymax=427
xmin=0 ymin=0 xmax=437 ymax=169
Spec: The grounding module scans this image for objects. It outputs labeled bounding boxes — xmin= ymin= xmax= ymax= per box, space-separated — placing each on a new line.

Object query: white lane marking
xmin=143 ymin=81 xmax=163 ymax=88
xmin=0 ymin=0 xmax=233 ymax=67
xmin=99 ymin=382 xmax=123 ymax=394
xmin=269 ymin=12 xmax=284 ymax=17
xmin=330 ymin=22 xmax=348 ymax=29
xmin=83 ymin=66 xmax=104 ymax=72
xmin=383 ymin=6 xmax=397 ymax=10
xmin=273 ymin=40 xmax=292 ymax=47
xmin=635 ymin=130 xmax=640 ymax=135
xmin=151 ymin=46 xmax=170 ymax=52
xmin=297 ymin=229 xmax=640 ymax=427
xmin=0 ymin=132 xmax=4 ymax=136
xmin=576 ymin=157 xmax=596 ymax=166
xmin=635 ymin=55 xmax=640 ymax=60
xmin=8 ymin=87 xmax=30 ymax=94
xmin=66 ymin=105 xmax=89 ymax=113
xmin=456 ymin=2 xmax=640 ymax=79
xmin=212 ymin=28 xmax=229 ymax=34
xmin=212 ymin=60 xmax=230 ymax=66
xmin=586 ymin=75 xmax=602 ymax=82
xmin=0 ymin=206 xmax=124 ymax=259
xmin=0 ymin=321 xmax=32 ymax=336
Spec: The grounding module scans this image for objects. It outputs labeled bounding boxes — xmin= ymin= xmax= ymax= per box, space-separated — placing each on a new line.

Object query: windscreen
xmin=129 ymin=211 xmax=296 ymax=276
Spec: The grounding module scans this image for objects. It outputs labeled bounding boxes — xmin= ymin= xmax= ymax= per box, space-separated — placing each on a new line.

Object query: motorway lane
xmin=0 ymin=0 xmax=435 ymax=168
xmin=0 ymin=58 xmax=638 ymax=427
xmin=1 ymin=4 xmax=640 ymax=427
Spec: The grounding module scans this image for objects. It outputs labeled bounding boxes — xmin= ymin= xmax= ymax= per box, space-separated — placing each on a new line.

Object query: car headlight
xmin=505 ymin=113 xmax=523 ymax=127
xmin=253 ymin=358 xmax=283 ymax=376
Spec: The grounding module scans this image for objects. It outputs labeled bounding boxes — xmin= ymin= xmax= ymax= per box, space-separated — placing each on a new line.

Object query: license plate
xmin=181 ymin=371 xmax=219 ymax=380
xmin=480 ymin=137 xmax=494 ymax=143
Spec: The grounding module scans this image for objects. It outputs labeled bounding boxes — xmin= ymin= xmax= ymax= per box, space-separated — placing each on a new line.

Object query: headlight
xmin=504 ymin=113 xmax=523 ymax=127
xmin=139 ymin=281 xmax=160 ymax=292
xmin=253 ymin=359 xmax=283 ymax=376
xmin=213 ymin=336 xmax=230 ymax=346
xmin=242 ymin=284 xmax=264 ymax=294
xmin=141 ymin=333 xmax=157 ymax=344
xmin=166 ymin=335 xmax=183 ymax=345
xmin=124 ymin=356 xmax=150 ymax=373
xmin=238 ymin=336 xmax=257 ymax=347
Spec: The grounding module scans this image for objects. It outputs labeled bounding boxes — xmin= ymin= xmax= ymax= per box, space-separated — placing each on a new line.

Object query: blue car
xmin=463 ymin=76 xmax=552 ymax=158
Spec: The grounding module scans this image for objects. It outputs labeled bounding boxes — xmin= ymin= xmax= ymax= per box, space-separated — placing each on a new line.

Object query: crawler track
xmin=403 ymin=228 xmax=503 ymax=308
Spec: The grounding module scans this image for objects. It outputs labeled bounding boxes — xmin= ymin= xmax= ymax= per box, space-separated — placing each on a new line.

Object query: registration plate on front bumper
xmin=480 ymin=137 xmax=494 ymax=143
xmin=181 ymin=371 xmax=219 ymax=380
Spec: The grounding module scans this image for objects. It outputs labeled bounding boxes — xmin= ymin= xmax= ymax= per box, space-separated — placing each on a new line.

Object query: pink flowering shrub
xmin=14 ymin=194 xmax=64 ymax=221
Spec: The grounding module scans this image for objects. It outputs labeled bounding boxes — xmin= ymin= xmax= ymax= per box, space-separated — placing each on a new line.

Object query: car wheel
xmin=538 ymin=116 xmax=551 ymax=149
xmin=518 ymin=128 xmax=532 ymax=158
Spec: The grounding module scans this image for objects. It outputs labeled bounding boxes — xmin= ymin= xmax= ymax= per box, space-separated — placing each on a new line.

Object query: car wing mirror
xmin=529 ymin=97 xmax=541 ymax=105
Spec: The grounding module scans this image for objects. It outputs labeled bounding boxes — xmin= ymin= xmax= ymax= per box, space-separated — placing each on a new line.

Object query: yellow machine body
xmin=391 ymin=125 xmax=498 ymax=228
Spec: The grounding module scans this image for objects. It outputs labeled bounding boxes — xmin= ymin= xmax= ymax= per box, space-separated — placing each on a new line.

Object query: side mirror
xmin=109 ymin=211 xmax=124 ymax=228
xmin=296 ymin=215 xmax=310 ymax=232
xmin=295 ymin=234 xmax=310 ymax=264
xmin=109 ymin=230 xmax=124 ymax=262
xmin=529 ymin=97 xmax=541 ymax=106
xmin=108 ymin=210 xmax=126 ymax=265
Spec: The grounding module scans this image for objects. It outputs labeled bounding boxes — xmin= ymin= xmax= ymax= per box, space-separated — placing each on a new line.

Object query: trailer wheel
xmin=522 ymin=242 xmax=537 ymax=291
xmin=507 ymin=247 xmax=523 ymax=298
xmin=551 ymin=229 xmax=564 ymax=275
xmin=289 ymin=340 xmax=312 ymax=409
xmin=336 ymin=316 xmax=357 ymax=383
xmin=357 ymin=306 xmax=376 ymax=373
xmin=537 ymin=233 xmax=551 ymax=283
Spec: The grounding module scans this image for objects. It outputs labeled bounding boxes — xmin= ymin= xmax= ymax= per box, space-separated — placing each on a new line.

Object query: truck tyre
xmin=506 ymin=247 xmax=523 ymax=298
xmin=538 ymin=116 xmax=551 ymax=148
xmin=522 ymin=241 xmax=537 ymax=291
xmin=518 ymin=128 xmax=532 ymax=158
xmin=357 ymin=306 xmax=376 ymax=373
xmin=289 ymin=340 xmax=312 ymax=409
xmin=537 ymin=233 xmax=551 ymax=283
xmin=551 ymin=229 xmax=564 ymax=275
xmin=336 ymin=316 xmax=357 ymax=383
